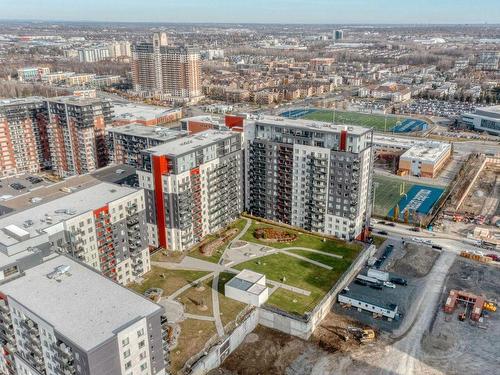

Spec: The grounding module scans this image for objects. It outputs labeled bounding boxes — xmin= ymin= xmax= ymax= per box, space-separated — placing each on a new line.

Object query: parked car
xmin=378 ymin=230 xmax=388 ymax=235
xmin=390 ymin=277 xmax=408 ymax=286
xmin=9 ymin=183 xmax=26 ymax=190
xmin=410 ymin=227 xmax=421 ymax=232
xmin=384 ymin=281 xmax=396 ymax=289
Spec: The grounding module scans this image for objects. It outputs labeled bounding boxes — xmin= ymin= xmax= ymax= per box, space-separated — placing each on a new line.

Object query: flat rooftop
xmin=0 ymin=182 xmax=138 ymax=247
xmin=400 ymin=141 xmax=451 ymax=163
xmin=373 ymin=135 xmax=427 ymax=149
xmin=255 ymin=115 xmax=371 ymax=136
xmin=48 ymin=95 xmax=107 ymax=106
xmin=474 ymin=105 xmax=500 ymax=119
xmin=227 ymin=270 xmax=267 ymax=296
xmin=1 ymin=255 xmax=161 ymax=351
xmin=113 ymin=101 xmax=180 ymax=121
xmin=108 ymin=123 xmax=187 ymax=141
xmin=146 ymin=129 xmax=236 ymax=157
xmin=0 ymin=96 xmax=44 ymax=107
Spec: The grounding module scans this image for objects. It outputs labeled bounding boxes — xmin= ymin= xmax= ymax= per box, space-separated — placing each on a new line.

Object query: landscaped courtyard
xmin=128 ymin=216 xmax=365 ymax=372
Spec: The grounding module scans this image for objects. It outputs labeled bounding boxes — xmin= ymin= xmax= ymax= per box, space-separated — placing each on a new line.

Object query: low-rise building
xmin=112 ymin=102 xmax=183 ymax=127
xmin=461 ymin=105 xmax=500 ymax=136
xmin=17 ymin=67 xmax=50 ymax=82
xmin=398 ymin=141 xmax=451 ymax=178
xmin=0 ymin=255 xmax=167 ymax=375
xmin=225 ymin=269 xmax=269 ymax=306
xmin=338 ymin=292 xmax=398 ymax=320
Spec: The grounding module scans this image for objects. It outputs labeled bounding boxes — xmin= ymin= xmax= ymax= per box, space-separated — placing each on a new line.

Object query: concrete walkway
xmin=281 ymin=247 xmax=343 ymax=259
xmin=278 ymin=249 xmax=332 ymax=270
xmin=218 ymin=217 xmax=252 ymax=265
xmin=167 ymin=272 xmax=215 ymax=300
xmin=211 ymin=273 xmax=225 ymax=337
xmin=184 ymin=313 xmax=216 ymax=322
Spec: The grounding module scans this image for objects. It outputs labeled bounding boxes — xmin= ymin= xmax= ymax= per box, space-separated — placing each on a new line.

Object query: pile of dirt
xmin=200 ymin=228 xmax=239 ymax=256
xmin=389 ymin=244 xmax=440 ymax=278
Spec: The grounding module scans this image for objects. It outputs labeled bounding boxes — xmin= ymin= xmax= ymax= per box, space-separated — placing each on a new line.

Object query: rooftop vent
xmin=47 ymin=265 xmax=71 ymax=281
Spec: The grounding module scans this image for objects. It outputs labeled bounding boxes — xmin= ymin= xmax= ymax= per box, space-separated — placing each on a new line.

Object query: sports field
xmin=301 ymin=109 xmax=403 ymax=131
xmin=373 ymin=175 xmax=444 ymax=220
xmin=373 ymin=175 xmax=412 ymax=217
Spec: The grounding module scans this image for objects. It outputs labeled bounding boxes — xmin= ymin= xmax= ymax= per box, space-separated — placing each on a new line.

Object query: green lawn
xmin=128 ymin=267 xmax=209 ymax=297
xmin=302 ymin=110 xmax=404 ymax=131
xmin=234 ymin=252 xmax=356 ymax=316
xmin=240 ymin=219 xmax=361 ymax=261
xmin=373 ymin=175 xmax=413 ymax=217
xmin=177 ymin=277 xmax=214 ymax=317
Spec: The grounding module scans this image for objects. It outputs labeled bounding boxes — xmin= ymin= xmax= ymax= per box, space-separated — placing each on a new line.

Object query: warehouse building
xmin=398 ymin=141 xmax=451 ymax=178
xmin=0 ymin=255 xmax=167 ymax=375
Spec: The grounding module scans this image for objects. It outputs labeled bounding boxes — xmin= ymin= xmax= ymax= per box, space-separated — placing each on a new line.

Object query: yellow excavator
xmin=484 ymin=301 xmax=497 ymax=312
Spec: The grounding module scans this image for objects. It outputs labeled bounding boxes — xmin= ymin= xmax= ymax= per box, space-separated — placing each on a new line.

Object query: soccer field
xmin=373 ymin=175 xmax=413 ymax=217
xmin=301 ymin=110 xmax=404 ymax=131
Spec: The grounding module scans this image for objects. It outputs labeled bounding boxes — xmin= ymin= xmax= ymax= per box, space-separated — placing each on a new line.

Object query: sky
xmin=0 ymin=0 xmax=498 ymax=24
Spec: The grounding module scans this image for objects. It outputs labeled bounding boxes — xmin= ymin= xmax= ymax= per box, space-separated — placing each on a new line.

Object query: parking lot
xmin=337 ymin=238 xmax=441 ymax=333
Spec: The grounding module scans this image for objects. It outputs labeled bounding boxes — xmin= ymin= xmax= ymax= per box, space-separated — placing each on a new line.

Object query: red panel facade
xmin=152 ymin=155 xmax=170 ymax=249
xmin=340 ymin=130 xmax=348 ymax=151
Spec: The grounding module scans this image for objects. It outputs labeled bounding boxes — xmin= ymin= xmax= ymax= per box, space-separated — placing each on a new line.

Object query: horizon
xmin=0 ymin=0 xmax=498 ymax=24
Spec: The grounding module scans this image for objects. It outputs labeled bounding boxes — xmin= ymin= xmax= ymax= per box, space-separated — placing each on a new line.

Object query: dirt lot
xmin=388 ymin=243 xmax=440 ymax=278
xmin=460 ymin=164 xmax=500 ymax=217
xmin=210 ymin=313 xmax=372 ymax=375
xmin=418 ymin=257 xmax=500 ymax=374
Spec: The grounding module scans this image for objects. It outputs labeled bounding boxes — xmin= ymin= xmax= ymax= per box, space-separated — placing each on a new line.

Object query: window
xmin=140 ymin=363 xmax=148 ymax=371
xmin=137 ymin=328 xmax=144 ymax=337
xmin=138 ymin=340 xmax=145 ymax=349
xmin=125 ymin=361 xmax=132 ymax=370
xmin=122 ymin=338 xmax=129 ymax=346
xmin=123 ymin=349 xmax=130 ymax=358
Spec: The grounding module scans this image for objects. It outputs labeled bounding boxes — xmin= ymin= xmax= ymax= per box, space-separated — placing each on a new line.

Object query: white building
xmin=78 ymin=46 xmax=111 ymax=63
xmin=0 ymin=255 xmax=166 ymax=375
xmin=461 ymin=106 xmax=500 ymax=136
xmin=398 ymin=141 xmax=452 ymax=178
xmin=338 ymin=292 xmax=398 ymax=320
xmin=225 ymin=270 xmax=269 ymax=306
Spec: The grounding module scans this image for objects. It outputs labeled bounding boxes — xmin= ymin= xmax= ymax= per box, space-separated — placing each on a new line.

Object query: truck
xmin=368 ymin=268 xmax=390 ymax=282
xmin=356 ymin=274 xmax=381 ymax=285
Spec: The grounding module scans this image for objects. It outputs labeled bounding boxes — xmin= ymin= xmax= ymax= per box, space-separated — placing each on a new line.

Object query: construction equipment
xmin=483 ymin=301 xmax=497 ymax=312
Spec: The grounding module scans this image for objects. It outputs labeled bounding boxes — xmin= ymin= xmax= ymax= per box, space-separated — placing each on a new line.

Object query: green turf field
xmin=301 ymin=110 xmax=403 ymax=131
xmin=373 ymin=175 xmax=413 ymax=217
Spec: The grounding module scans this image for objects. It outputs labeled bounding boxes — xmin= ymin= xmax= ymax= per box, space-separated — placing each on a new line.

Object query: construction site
xmin=419 ymin=257 xmax=500 ymax=374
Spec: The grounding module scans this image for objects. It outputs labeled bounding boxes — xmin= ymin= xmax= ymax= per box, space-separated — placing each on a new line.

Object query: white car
xmin=384 ymin=282 xmax=396 ymax=289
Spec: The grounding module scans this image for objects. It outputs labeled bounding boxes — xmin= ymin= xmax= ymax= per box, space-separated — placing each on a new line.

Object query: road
xmin=371 ymin=221 xmax=496 ymax=255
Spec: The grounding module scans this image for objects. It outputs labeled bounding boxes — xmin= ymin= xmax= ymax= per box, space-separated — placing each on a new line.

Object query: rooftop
xmin=113 ymin=101 xmax=180 ymax=121
xmin=227 ymin=270 xmax=267 ymax=296
xmin=108 ymin=123 xmax=187 ymax=141
xmin=474 ymin=105 xmax=500 ymax=119
xmin=146 ymin=129 xmax=236 ymax=157
xmin=1 ymin=255 xmax=161 ymax=351
xmin=0 ymin=182 xmax=138 ymax=248
xmin=255 ymin=115 xmax=371 ymax=136
xmin=48 ymin=95 xmax=108 ymax=106
xmin=400 ymin=141 xmax=451 ymax=163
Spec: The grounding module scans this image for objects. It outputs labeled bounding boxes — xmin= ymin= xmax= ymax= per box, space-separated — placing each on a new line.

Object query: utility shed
xmin=225 ymin=269 xmax=268 ymax=306
xmin=338 ymin=292 xmax=399 ymax=320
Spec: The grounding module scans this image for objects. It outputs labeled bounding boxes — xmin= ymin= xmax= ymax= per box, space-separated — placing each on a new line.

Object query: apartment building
xmin=16 ymin=67 xmax=50 ymax=82
xmin=108 ymin=123 xmax=187 ymax=168
xmin=0 ymin=97 xmax=50 ymax=177
xmin=131 ymin=33 xmax=202 ymax=102
xmin=138 ymin=130 xmax=243 ymax=251
xmin=0 ymin=255 xmax=166 ymax=375
xmin=46 ymin=96 xmax=112 ymax=177
xmin=0 ymin=182 xmax=150 ymax=285
xmin=77 ymin=46 xmax=111 ymax=63
xmin=244 ymin=116 xmax=373 ymax=240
